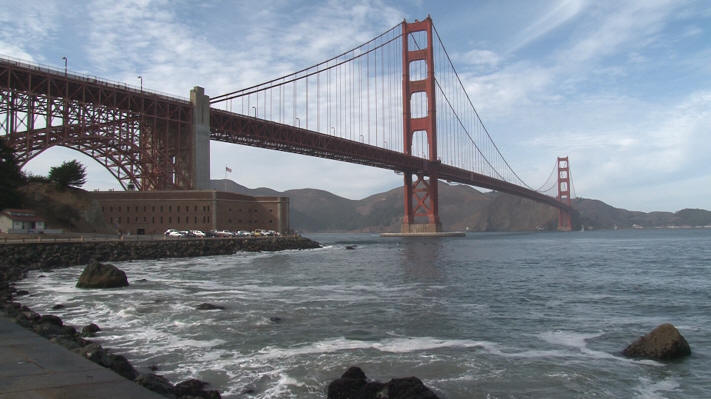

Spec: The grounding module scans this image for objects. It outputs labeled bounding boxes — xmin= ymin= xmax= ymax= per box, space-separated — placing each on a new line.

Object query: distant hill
xmin=211 ymin=179 xmax=711 ymax=233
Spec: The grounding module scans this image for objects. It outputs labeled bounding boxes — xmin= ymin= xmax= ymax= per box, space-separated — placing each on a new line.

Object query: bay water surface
xmin=16 ymin=229 xmax=711 ymax=398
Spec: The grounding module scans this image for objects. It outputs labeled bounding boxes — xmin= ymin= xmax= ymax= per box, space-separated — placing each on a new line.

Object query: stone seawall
xmin=0 ymin=236 xmax=320 ymax=276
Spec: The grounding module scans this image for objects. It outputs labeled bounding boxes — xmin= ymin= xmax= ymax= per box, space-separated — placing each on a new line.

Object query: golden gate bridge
xmin=0 ymin=16 xmax=575 ymax=232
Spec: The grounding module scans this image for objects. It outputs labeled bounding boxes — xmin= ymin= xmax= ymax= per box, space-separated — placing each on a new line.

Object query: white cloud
xmin=460 ymin=49 xmax=501 ymax=68
xmin=507 ymin=0 xmax=587 ymax=53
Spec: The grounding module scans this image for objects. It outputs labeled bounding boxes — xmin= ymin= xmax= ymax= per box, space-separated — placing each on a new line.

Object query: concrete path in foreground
xmin=0 ymin=315 xmax=164 ymax=399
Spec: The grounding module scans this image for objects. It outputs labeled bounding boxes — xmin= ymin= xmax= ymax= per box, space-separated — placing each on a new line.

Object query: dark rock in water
xmin=81 ymin=323 xmax=101 ymax=337
xmin=623 ymin=323 xmax=691 ymax=360
xmin=386 ymin=377 xmax=440 ymax=399
xmin=15 ymin=289 xmax=29 ymax=296
xmin=39 ymin=314 xmax=63 ymax=326
xmin=60 ymin=325 xmax=77 ymax=336
xmin=196 ymin=303 xmax=224 ymax=310
xmin=52 ymin=304 xmax=65 ymax=310
xmin=345 ymin=245 xmax=356 ymax=250
xmin=136 ymin=373 xmax=175 ymax=396
xmin=342 ymin=366 xmax=367 ymax=380
xmin=76 ymin=261 xmax=129 ymax=288
xmin=328 ymin=367 xmax=367 ymax=399
xmin=269 ymin=316 xmax=283 ymax=324
xmin=328 ymin=367 xmax=440 ymax=399
xmin=76 ymin=343 xmax=110 ymax=365
xmin=106 ymin=353 xmax=139 ymax=380
xmin=136 ymin=278 xmax=148 ymax=282
xmin=175 ymin=378 xmax=221 ymax=398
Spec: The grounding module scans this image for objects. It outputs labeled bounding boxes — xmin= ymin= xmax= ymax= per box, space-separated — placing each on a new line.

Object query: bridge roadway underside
xmin=210 ymin=109 xmax=572 ymax=213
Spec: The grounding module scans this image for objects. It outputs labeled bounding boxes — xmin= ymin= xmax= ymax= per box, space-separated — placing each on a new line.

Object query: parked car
xmin=164 ymin=229 xmax=179 ymax=236
xmin=166 ymin=231 xmax=183 ymax=238
xmin=190 ymin=230 xmax=206 ymax=238
xmin=214 ymin=230 xmax=234 ymax=237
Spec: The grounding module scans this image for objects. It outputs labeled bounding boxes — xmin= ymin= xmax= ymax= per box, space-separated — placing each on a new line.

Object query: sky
xmin=1 ymin=0 xmax=710 ymax=212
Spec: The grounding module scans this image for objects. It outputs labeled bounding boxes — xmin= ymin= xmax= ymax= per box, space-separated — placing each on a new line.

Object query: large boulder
xmin=81 ymin=323 xmax=101 ymax=337
xmin=327 ymin=367 xmax=367 ymax=399
xmin=76 ymin=261 xmax=129 ymax=288
xmin=623 ymin=323 xmax=691 ymax=360
xmin=136 ymin=373 xmax=175 ymax=396
xmin=174 ymin=378 xmax=221 ymax=399
xmin=328 ymin=367 xmax=440 ymax=399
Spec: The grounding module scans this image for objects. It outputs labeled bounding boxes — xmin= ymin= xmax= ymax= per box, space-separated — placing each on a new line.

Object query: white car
xmin=166 ymin=231 xmax=183 ymax=238
xmin=190 ymin=230 xmax=206 ymax=238
xmin=164 ymin=229 xmax=178 ymax=236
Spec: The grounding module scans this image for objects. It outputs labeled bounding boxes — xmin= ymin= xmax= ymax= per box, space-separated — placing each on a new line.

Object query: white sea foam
xmin=253 ymin=336 xmax=496 ymax=360
xmin=538 ymin=330 xmax=603 ymax=349
xmin=262 ymin=373 xmax=305 ymax=398
xmin=633 ymin=376 xmax=680 ymax=399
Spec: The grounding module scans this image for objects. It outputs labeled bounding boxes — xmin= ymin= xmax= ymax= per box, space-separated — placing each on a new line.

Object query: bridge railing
xmin=0 ymin=54 xmax=189 ymax=102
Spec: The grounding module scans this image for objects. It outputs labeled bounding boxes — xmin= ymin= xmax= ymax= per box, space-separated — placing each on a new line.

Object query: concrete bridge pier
xmin=191 ymin=86 xmax=211 ymax=190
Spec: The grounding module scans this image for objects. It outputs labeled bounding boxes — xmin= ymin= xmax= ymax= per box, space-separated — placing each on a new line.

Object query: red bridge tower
xmin=401 ymin=17 xmax=441 ymax=233
xmin=557 ymin=156 xmax=572 ymax=231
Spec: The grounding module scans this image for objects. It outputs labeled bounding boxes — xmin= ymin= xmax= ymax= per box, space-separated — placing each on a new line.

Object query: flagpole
xmin=224 ymin=165 xmax=227 ymax=192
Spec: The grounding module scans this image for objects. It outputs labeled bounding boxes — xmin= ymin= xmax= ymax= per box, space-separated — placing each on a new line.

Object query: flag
xmin=225 ymin=166 xmax=232 ymax=173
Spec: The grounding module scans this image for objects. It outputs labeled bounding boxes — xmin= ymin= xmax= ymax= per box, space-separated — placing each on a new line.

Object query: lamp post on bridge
xmin=137 ymin=75 xmax=143 ymax=92
xmin=61 ymin=56 xmax=67 ymax=77
xmin=295 ymin=117 xmax=300 ymax=128
xmin=252 ymin=106 xmax=257 ymax=117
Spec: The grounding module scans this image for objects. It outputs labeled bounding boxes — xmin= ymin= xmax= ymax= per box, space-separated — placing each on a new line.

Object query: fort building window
xmin=168 ymin=217 xmax=172 ymax=224
xmin=160 ymin=216 xmax=163 ymax=223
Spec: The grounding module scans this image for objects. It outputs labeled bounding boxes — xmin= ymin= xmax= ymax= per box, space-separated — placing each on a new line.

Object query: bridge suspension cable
xmin=428 ymin=23 xmax=544 ymax=192
xmin=211 ymin=19 xmax=557 ymax=199
xmin=211 ymin=22 xmax=406 ymax=153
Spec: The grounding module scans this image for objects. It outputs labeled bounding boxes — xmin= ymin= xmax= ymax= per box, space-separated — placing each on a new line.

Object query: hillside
xmin=18 ymin=183 xmax=115 ymax=233
xmin=213 ymin=179 xmax=710 ymax=233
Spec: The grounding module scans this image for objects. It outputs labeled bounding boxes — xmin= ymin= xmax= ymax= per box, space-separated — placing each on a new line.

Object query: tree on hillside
xmin=0 ymin=137 xmax=25 ymax=209
xmin=49 ymin=160 xmax=87 ymax=189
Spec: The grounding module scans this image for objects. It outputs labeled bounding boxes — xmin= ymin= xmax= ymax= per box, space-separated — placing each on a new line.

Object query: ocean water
xmin=15 ymin=229 xmax=711 ymax=398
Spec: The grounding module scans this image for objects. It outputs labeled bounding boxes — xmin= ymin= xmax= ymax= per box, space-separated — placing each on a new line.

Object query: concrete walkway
xmin=0 ymin=315 xmax=164 ymax=399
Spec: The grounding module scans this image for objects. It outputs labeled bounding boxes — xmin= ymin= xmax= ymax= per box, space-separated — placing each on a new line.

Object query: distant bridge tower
xmin=401 ymin=16 xmax=441 ymax=233
xmin=557 ymin=156 xmax=572 ymax=231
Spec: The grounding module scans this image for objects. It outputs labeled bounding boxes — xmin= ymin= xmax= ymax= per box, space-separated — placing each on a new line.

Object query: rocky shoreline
xmin=0 ymin=236 xmax=321 ymax=399
xmin=0 ymin=235 xmax=321 ymax=272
